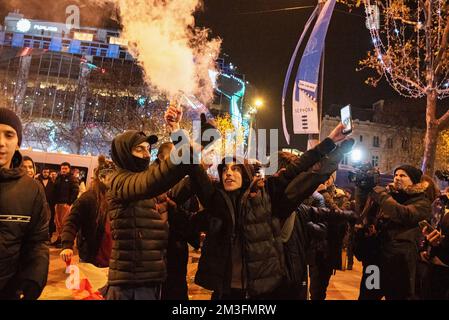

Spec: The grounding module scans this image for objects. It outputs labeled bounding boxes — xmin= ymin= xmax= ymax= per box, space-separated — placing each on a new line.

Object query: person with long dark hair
xmin=21 ymin=155 xmax=36 ymax=178
xmin=60 ymin=155 xmax=115 ymax=267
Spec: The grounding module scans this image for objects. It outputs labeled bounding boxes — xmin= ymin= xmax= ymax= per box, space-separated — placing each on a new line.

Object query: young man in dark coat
xmin=0 ymin=108 xmax=50 ymax=300
xmin=102 ymin=105 xmax=201 ymax=300
xmin=53 ymin=162 xmax=79 ymax=246
xmin=275 ymin=143 xmax=356 ymax=300
xmin=356 ymin=165 xmax=431 ymax=300
xmin=173 ymin=123 xmax=348 ymax=299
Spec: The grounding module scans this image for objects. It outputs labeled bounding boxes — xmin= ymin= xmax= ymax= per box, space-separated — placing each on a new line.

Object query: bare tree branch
xmin=434 ymin=14 xmax=449 ymax=77
xmin=392 ymin=72 xmax=426 ymax=92
xmin=437 ymin=107 xmax=449 ymax=130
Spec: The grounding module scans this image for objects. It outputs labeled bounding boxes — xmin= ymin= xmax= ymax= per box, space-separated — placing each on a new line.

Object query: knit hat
xmin=0 ymin=108 xmax=22 ymax=146
xmin=394 ymin=165 xmax=423 ymax=184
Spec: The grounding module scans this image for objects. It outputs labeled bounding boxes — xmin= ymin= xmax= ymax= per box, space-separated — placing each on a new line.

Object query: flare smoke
xmin=99 ymin=0 xmax=221 ymax=104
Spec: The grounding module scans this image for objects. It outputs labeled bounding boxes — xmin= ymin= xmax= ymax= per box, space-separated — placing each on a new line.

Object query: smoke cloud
xmin=1 ymin=0 xmax=221 ymax=104
xmin=97 ymin=0 xmax=221 ymax=104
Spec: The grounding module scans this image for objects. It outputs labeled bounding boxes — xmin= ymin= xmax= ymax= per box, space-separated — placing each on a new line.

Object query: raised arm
xmin=371 ymin=185 xmax=432 ymax=227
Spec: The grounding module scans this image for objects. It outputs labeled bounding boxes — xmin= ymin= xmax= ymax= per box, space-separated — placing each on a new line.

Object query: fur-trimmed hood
xmin=397 ymin=181 xmax=429 ymax=195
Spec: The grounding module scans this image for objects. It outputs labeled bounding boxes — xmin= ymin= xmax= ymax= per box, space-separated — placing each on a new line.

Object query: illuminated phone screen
xmin=341 ymin=105 xmax=352 ymax=133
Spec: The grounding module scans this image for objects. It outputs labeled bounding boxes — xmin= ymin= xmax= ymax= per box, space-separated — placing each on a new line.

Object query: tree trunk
xmin=422 ymin=92 xmax=439 ymax=175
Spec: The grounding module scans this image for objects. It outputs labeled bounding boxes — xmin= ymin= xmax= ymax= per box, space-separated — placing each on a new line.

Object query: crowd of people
xmin=0 ymin=105 xmax=448 ymax=300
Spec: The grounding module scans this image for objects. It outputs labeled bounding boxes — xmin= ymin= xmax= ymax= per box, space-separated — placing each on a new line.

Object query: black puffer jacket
xmin=54 ymin=173 xmax=79 ymax=205
xmin=106 ymin=132 xmax=194 ymax=286
xmin=181 ymin=138 xmax=336 ymax=297
xmin=0 ymin=153 xmax=50 ymax=299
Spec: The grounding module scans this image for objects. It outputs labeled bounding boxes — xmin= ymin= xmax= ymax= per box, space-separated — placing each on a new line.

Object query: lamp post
xmin=247 ymin=98 xmax=263 ymax=157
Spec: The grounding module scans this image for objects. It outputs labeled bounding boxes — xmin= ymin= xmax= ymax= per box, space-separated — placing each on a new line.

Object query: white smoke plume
xmin=95 ymin=0 xmax=221 ymax=104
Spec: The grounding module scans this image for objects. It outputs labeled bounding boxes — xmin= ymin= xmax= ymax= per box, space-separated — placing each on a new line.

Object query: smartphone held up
xmin=341 ymin=104 xmax=353 ymax=135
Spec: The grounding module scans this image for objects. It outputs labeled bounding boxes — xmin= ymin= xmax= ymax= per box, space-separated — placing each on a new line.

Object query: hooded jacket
xmin=106 ymin=130 xmax=194 ymax=286
xmin=0 ymin=151 xmax=50 ymax=299
xmin=172 ymin=138 xmax=337 ymax=297
xmin=370 ymin=181 xmax=432 ymax=246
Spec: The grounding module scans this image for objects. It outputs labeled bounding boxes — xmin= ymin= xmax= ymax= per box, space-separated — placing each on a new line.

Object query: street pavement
xmin=40 ymin=247 xmax=362 ymax=300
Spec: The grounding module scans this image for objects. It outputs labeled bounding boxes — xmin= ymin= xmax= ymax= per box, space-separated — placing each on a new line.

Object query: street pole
xmin=247 ymin=114 xmax=254 ymax=157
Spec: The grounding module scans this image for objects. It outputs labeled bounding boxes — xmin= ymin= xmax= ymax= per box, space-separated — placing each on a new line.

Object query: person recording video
xmin=353 ymin=164 xmax=431 ymax=300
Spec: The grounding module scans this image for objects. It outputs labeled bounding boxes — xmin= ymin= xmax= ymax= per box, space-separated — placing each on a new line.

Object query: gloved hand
xmin=317 ymin=138 xmax=355 ymax=176
xmin=16 ymin=280 xmax=41 ymax=300
xmin=373 ymin=186 xmax=387 ymax=193
xmin=339 ymin=138 xmax=355 ymax=154
xmin=200 ymin=113 xmax=220 ymax=149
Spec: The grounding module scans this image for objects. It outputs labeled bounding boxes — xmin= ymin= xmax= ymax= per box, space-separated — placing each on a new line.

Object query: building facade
xmin=0 ymin=11 xmax=249 ymax=155
xmin=321 ymin=99 xmax=449 ymax=174
xmin=321 ymin=114 xmax=425 ymax=173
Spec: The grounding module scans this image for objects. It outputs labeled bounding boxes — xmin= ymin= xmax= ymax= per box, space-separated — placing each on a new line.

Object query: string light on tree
xmin=360 ymin=0 xmax=449 ymax=174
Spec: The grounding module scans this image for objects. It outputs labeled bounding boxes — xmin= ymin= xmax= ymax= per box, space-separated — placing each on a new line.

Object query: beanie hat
xmin=0 ymin=108 xmax=22 ymax=146
xmin=394 ymin=165 xmax=423 ymax=184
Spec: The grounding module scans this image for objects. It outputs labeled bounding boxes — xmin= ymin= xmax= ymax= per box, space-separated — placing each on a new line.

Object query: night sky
xmin=198 ymin=0 xmax=399 ymax=149
xmin=0 ymin=0 xmax=401 ymax=149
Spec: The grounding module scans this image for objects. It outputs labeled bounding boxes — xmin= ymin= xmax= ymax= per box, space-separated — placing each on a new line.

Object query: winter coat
xmin=0 ymin=154 xmax=50 ymax=299
xmin=310 ymin=188 xmax=349 ymax=270
xmin=174 ymin=138 xmax=337 ymax=297
xmin=61 ymin=189 xmax=108 ymax=266
xmin=54 ymin=173 xmax=79 ymax=205
xmin=357 ymin=181 xmax=431 ymax=299
xmin=36 ymin=176 xmax=56 ymax=207
xmin=371 ymin=182 xmax=432 ymax=246
xmin=106 ymin=156 xmax=194 ymax=286
xmin=282 ymin=204 xmax=352 ymax=291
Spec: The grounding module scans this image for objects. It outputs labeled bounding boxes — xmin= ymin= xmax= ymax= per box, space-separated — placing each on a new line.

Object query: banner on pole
xmin=281 ymin=6 xmax=319 ymax=144
xmin=292 ymin=0 xmax=336 ymax=134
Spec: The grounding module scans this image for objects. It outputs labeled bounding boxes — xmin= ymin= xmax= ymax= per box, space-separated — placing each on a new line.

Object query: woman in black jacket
xmin=60 ymin=156 xmax=115 ymax=267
